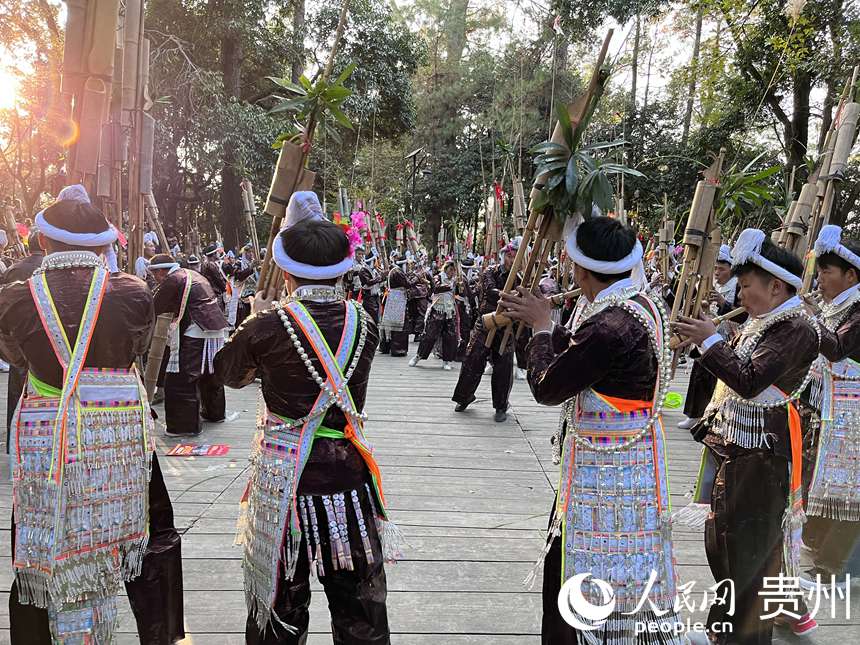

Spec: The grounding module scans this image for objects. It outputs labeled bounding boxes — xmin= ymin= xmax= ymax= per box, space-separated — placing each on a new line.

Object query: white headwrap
xmin=563 ymin=215 xmax=646 ymax=288
xmin=149 ymin=261 xmax=180 ymax=271
xmin=272 ymin=191 xmax=353 ymax=279
xmin=35 ymin=184 xmax=118 ymax=248
xmin=814 ymin=224 xmax=860 ymax=271
xmin=143 ymin=231 xmax=159 ymax=246
xmin=731 ymin=228 xmax=803 ymax=289
xmin=718 ymin=244 xmax=732 ymax=264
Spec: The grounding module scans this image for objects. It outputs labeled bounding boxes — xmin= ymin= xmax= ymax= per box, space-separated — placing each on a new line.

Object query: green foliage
xmin=715 ymin=153 xmax=782 ymax=230
xmin=268 ymin=63 xmax=357 ymax=146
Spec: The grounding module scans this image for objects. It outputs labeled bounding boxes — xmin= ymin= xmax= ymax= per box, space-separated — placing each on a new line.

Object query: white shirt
xmin=829 ymin=284 xmax=860 ymax=307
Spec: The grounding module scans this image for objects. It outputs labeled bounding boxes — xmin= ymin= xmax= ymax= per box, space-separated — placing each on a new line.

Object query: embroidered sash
xmin=241 ymin=301 xmax=389 ymax=630
xmin=14 ymin=268 xmax=152 ymax=640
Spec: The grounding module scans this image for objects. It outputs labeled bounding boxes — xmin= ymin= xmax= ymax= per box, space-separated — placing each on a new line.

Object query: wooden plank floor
xmin=0 ymin=346 xmax=856 ymax=644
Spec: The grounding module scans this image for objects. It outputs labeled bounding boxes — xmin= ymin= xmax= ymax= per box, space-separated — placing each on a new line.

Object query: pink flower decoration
xmin=346 ymin=226 xmax=363 ymax=256
xmin=351 ymin=210 xmax=368 ymax=232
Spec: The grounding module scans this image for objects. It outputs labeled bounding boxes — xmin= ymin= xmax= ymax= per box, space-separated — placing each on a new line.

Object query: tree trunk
xmin=220 ymin=31 xmax=243 ymax=250
xmin=625 ymin=13 xmax=640 ymax=164
xmin=819 ymin=81 xmax=835 ymax=153
xmin=291 ymin=0 xmax=305 ymax=83
xmin=788 ymin=69 xmax=811 ymax=178
xmin=681 ymin=1 xmax=704 ymax=147
xmin=643 ymin=21 xmax=657 ymax=114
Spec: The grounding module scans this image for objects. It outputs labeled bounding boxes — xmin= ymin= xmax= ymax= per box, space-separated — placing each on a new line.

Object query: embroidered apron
xmin=13 ymin=268 xmax=152 ymax=642
xmin=551 ymin=297 xmax=680 ymax=645
xmin=240 ymin=301 xmax=390 ymax=629
xmin=380 ymin=287 xmax=407 ymax=332
xmin=807 ymin=355 xmax=860 ymax=521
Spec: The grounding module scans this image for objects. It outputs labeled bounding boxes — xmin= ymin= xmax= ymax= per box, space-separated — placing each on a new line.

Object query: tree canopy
xmin=1 ymin=0 xmax=858 ymax=249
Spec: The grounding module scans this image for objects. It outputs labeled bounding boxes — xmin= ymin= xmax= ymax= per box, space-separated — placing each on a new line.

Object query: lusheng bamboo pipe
xmin=669 ymin=305 xmax=745 ymax=351
xmin=670 ymin=288 xmax=823 ymax=351
xmin=257 ymin=0 xmax=351 ymax=298
xmin=484 ymin=30 xmax=613 ymax=349
xmin=482 ymin=288 xmax=582 ymax=331
xmin=144 ymin=313 xmax=173 ymax=400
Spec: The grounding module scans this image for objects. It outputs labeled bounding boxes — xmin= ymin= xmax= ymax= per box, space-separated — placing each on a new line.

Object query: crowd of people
xmin=0 ymin=183 xmax=857 ymax=645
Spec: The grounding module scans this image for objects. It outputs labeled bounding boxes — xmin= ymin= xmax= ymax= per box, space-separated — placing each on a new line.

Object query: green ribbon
xmin=28 ymin=372 xmax=61 ymax=398
xmin=270 ymin=411 xmax=346 ymax=440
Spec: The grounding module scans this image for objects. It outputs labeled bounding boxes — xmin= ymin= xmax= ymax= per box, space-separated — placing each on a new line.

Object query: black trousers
xmin=409 ymin=299 xmax=428 ymax=338
xmin=164 ymin=337 xmax=226 ymax=435
xmin=5 ymin=365 xmax=25 ymax=453
xmin=361 ymin=294 xmax=380 ymax=325
xmin=246 ymin=485 xmax=390 ymax=645
xmin=541 ymin=520 xmax=577 ymax=644
xmin=452 ymin=326 xmax=513 ymax=411
xmin=684 ymin=360 xmax=718 ymax=419
xmin=704 ymin=448 xmax=788 ymax=645
xmin=389 ymin=331 xmax=410 ymax=357
xmin=417 ymin=313 xmax=458 ymax=362
xmin=10 ymin=454 xmax=185 ymax=644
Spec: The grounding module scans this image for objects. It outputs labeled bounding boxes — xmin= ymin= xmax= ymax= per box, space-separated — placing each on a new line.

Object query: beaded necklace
xmin=289 ymin=285 xmax=345 ymax=303
xmin=816 ymin=288 xmax=860 ymax=382
xmin=719 ymin=304 xmax=821 ymax=406
xmin=707 ymin=303 xmax=821 ymax=449
xmin=561 ymin=287 xmax=672 ymax=454
xmin=34 ymin=251 xmax=105 ymax=275
xmin=270 ymin=298 xmax=369 ymax=432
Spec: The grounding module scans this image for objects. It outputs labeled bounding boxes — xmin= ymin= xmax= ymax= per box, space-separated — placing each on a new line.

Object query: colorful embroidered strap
xmin=285 ymin=301 xmax=387 ymax=510
xmin=29 ymin=268 xmax=109 ymax=482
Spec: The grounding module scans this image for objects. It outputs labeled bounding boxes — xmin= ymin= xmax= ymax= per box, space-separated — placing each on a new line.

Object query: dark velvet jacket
xmin=0 ymin=268 xmax=154 ymax=389
xmin=477 ymin=265 xmax=513 ymax=315
xmin=819 ymin=300 xmax=860 ymax=363
xmin=2 ymin=253 xmax=44 ymax=285
xmin=154 ymin=268 xmax=228 ymax=333
xmin=200 ymin=258 xmax=227 ymax=296
xmin=526 ymin=295 xmax=658 ymax=407
xmin=697 ymin=313 xmax=819 ymax=459
xmin=214 ymin=299 xmax=380 ymax=495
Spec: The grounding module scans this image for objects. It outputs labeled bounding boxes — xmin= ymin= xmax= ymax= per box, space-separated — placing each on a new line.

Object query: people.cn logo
xmin=558 ymin=573 xmax=616 ymax=631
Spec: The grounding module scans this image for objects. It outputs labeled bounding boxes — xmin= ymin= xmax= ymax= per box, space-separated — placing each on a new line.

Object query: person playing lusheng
xmin=674 ymin=229 xmax=821 ymax=644
xmin=452 ymin=239 xmax=521 ymax=422
xmin=149 ymin=252 xmax=230 ymax=436
xmin=800 ymin=225 xmax=860 ymax=589
xmin=679 ymin=244 xmax=745 ymax=430
xmin=214 ymin=191 xmax=399 ymax=645
xmin=500 ymin=216 xmax=681 ymax=645
xmin=0 ymin=195 xmax=184 ymax=643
